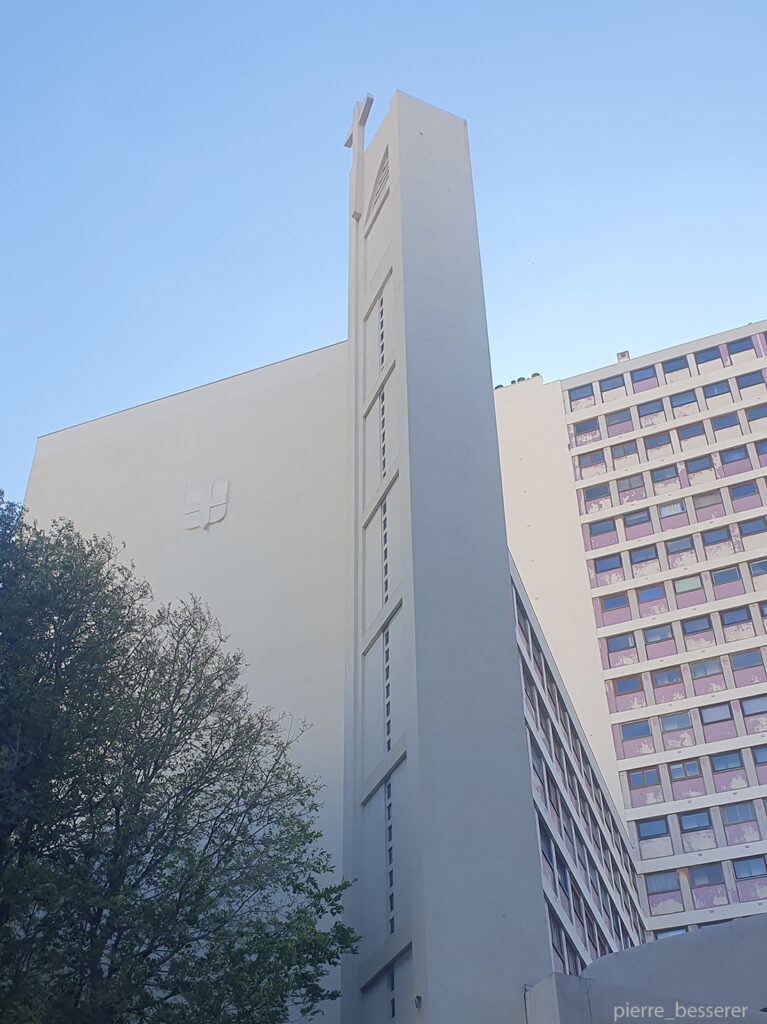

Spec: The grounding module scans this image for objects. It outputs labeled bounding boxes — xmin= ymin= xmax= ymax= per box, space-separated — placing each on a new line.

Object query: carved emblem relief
xmin=184 ymin=481 xmax=229 ymax=530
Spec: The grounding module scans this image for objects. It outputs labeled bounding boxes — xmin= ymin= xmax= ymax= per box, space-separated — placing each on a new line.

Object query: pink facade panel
xmin=587 ymin=529 xmax=618 ymax=550
xmin=669 ymin=550 xmax=698 ymax=570
xmin=594 ymin=568 xmax=626 ymax=588
xmin=632 ymin=559 xmax=660 ymax=579
xmin=725 ymin=821 xmax=761 ymax=845
xmin=755 ymin=764 xmax=767 ymax=786
xmin=732 ymin=492 xmax=761 ymax=513
xmin=723 ymin=458 xmax=752 ymax=477
xmin=570 ymin=395 xmax=596 ymax=412
xmin=713 ymin=579 xmax=746 ymax=600
xmin=648 ymin=891 xmax=684 ymax=915
xmin=692 ymin=884 xmax=729 ymax=910
xmin=733 ymin=663 xmax=767 ymax=687
xmin=633 ymin=376 xmax=658 ymax=393
xmin=654 ymin=476 xmax=681 ymax=495
xmin=723 ymin=622 xmax=756 ymax=643
xmin=608 ymin=421 xmax=632 ymax=437
xmin=663 ymin=727 xmax=696 ymax=751
xmin=584 ymin=494 xmax=613 ymax=514
xmin=671 ymin=776 xmax=706 ymax=800
xmin=601 ymin=605 xmax=632 ymax=626
xmin=613 ymin=690 xmax=647 ymax=713
xmin=620 ymin=486 xmax=646 ymax=504
xmin=745 ymin=712 xmax=767 ymax=735
xmin=713 ymin=768 xmax=749 ymax=794
xmin=736 ymin=876 xmax=767 ymax=902
xmin=652 ymin=681 xmax=686 ymax=704
xmin=608 ymin=647 xmax=639 ymax=669
xmin=695 ymin=504 xmax=725 ymax=522
xmin=614 ymin=726 xmax=655 ymax=759
xmin=676 ymin=588 xmax=705 ymax=609
xmin=645 ymin=639 xmax=677 ymax=659
xmin=626 ymin=522 xmax=654 ymax=541
xmin=702 ymin=720 xmax=738 ymax=743
xmin=661 ymin=512 xmax=689 ymax=531
xmin=630 ymin=784 xmax=664 ymax=808
xmin=685 ymin=630 xmax=716 ymax=651
xmin=639 ymin=598 xmax=669 ymax=617
xmin=692 ymin=672 xmax=726 ymax=696
xmin=681 ymin=828 xmax=716 ymax=853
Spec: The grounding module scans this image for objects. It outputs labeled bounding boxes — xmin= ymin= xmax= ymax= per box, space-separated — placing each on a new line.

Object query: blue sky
xmin=2 ymin=0 xmax=766 ymax=503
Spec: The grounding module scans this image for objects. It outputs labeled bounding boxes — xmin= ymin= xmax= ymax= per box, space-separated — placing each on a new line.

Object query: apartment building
xmin=497 ymin=318 xmax=767 ymax=940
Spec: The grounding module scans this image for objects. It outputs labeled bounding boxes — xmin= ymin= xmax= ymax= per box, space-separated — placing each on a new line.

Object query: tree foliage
xmin=0 ymin=496 xmax=355 ymax=1023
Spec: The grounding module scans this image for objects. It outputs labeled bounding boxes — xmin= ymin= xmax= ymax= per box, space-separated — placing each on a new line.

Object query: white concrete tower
xmin=342 ymin=92 xmax=552 ymax=1024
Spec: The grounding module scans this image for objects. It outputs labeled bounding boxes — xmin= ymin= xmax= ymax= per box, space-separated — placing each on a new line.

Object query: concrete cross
xmin=184 ymin=481 xmax=229 ymax=530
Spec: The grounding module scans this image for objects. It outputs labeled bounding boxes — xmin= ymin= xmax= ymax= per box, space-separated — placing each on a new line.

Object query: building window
xmin=644 ymin=624 xmax=673 ymax=645
xmin=710 ymin=750 xmax=742 ymax=772
xmin=689 ymin=658 xmax=722 ymax=680
xmin=606 ymin=408 xmax=632 ymax=426
xmin=711 ymin=565 xmax=741 ymax=585
xmin=679 ymin=809 xmax=712 ymax=832
xmin=693 ymin=490 xmax=722 ymax=510
xmin=653 ymin=667 xmax=681 ymax=688
xmin=703 ymin=380 xmax=731 ymax=399
xmin=694 ymin=346 xmax=720 ymax=365
xmin=669 ymin=759 xmax=700 ymax=780
xmin=662 ymin=356 xmax=688 ymax=375
xmin=624 ymin=509 xmax=650 ymax=527
xmin=670 ymin=390 xmax=697 ymax=409
xmin=728 ymin=337 xmax=754 ymax=355
xmin=600 ymin=374 xmax=625 ymax=394
xmin=646 ymin=870 xmax=680 ymax=894
xmin=681 ymin=615 xmax=711 ymax=635
xmin=579 ymin=450 xmax=605 ymax=468
xmin=656 ymin=927 xmax=688 ymax=939
xmin=602 ymin=593 xmax=628 ymax=611
xmin=637 ymin=817 xmax=668 ymax=839
xmin=584 ymin=482 xmax=610 ymax=502
xmin=745 ymin=403 xmax=767 ymax=422
xmin=617 ymin=473 xmax=644 ymax=493
xmin=628 ymin=767 xmax=659 ymax=788
xmin=614 ymin=674 xmax=641 ymax=695
xmin=739 ymin=517 xmax=767 ymax=538
xmin=741 ymin=695 xmax=767 ymax=717
xmin=660 ymin=711 xmax=692 ymax=732
xmin=658 ymin=500 xmax=685 ymax=519
xmin=594 ymin=553 xmax=622 ymax=573
xmin=575 ymin=417 xmax=600 ymax=437
xmin=613 ymin=440 xmax=638 ymax=459
xmin=590 ymin=518 xmax=617 ymax=536
xmin=749 ymin=558 xmax=767 ymax=578
xmin=646 ymin=431 xmax=672 ymax=449
xmin=730 ymin=649 xmax=761 ymax=670
xmin=702 ymin=526 xmax=731 ymax=546
xmin=731 ymin=480 xmax=758 ymax=500
xmin=712 ymin=412 xmax=738 ymax=431
xmin=638 ymin=399 xmax=664 ymax=418
xmin=720 ymin=445 xmax=749 ymax=464
xmin=699 ymin=703 xmax=732 ymax=724
xmin=721 ymin=607 xmax=750 ymax=626
xmin=678 ymin=421 xmax=705 ymax=440
xmin=685 ymin=454 xmax=713 ymax=474
xmin=606 ymin=633 xmax=635 ymax=653
xmin=651 ymin=465 xmax=678 ymax=483
xmin=721 ymin=802 xmax=755 ymax=825
xmin=629 ymin=545 xmax=657 ymax=565
xmin=752 ymin=746 xmax=767 ymax=766
xmin=632 ymin=365 xmax=657 ymax=384
xmin=733 ymin=856 xmax=767 ymax=880
xmin=621 ymin=720 xmax=651 ymax=740
xmin=569 ymin=384 xmax=594 ymax=403
xmin=639 ymin=584 xmax=665 ymax=604
xmin=690 ymin=863 xmax=724 ymax=886
xmin=674 ymin=574 xmax=702 ymax=594
xmin=736 ymin=370 xmax=764 ymax=390
xmin=665 ymin=537 xmax=693 ymax=559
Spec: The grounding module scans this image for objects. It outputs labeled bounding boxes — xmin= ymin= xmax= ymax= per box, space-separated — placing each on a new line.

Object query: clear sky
xmin=2 ymin=1 xmax=766 ymax=503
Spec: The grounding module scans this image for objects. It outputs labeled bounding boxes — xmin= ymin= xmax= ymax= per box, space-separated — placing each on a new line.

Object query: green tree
xmin=0 ymin=496 xmax=355 ymax=1023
